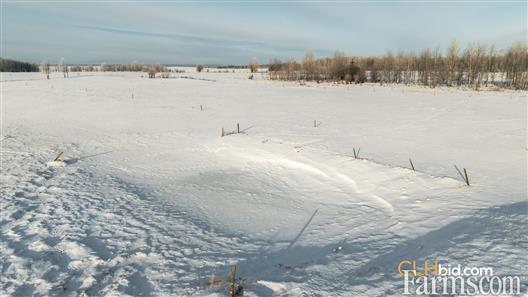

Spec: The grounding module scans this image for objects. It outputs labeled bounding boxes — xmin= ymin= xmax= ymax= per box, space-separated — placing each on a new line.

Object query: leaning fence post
xmin=454 ymin=165 xmax=470 ymax=186
xmin=409 ymin=158 xmax=415 ymax=171
xmin=53 ymin=152 xmax=63 ymax=162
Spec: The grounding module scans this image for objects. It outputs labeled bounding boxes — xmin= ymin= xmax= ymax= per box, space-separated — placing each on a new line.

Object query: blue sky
xmin=2 ymin=1 xmax=526 ymax=65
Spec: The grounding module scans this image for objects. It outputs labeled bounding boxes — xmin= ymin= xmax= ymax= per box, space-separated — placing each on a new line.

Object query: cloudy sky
xmin=2 ymin=1 xmax=526 ymax=65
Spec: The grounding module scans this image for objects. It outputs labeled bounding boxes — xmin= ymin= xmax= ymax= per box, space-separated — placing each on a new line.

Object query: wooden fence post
xmin=228 ymin=264 xmax=237 ymax=297
xmin=454 ymin=165 xmax=470 ymax=186
xmin=353 ymin=148 xmax=360 ymax=159
xmin=53 ymin=152 xmax=63 ymax=162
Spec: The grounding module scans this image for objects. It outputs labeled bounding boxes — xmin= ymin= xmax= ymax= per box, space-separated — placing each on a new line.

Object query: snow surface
xmin=1 ymin=70 xmax=526 ymax=296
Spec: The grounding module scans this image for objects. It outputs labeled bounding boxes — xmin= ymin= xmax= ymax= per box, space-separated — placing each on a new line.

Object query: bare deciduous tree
xmin=301 ymin=52 xmax=317 ymax=80
xmin=267 ymin=41 xmax=527 ymax=90
xmin=446 ymin=40 xmax=459 ymax=86
xmin=249 ymin=58 xmax=259 ymax=73
xmin=42 ymin=59 xmax=51 ymax=79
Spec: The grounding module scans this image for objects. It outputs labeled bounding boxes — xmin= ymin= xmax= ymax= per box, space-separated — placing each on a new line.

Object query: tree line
xmin=266 ymin=41 xmax=528 ymax=90
xmin=0 ymin=58 xmax=39 ymax=72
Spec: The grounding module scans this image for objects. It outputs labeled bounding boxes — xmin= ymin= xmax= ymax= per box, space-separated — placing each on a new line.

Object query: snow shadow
xmin=63 ymin=151 xmax=113 ymax=165
xmin=223 ymin=200 xmax=527 ymax=295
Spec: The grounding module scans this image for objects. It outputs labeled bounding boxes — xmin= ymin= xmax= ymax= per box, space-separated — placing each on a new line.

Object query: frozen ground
xmin=0 ymin=70 xmax=526 ymax=296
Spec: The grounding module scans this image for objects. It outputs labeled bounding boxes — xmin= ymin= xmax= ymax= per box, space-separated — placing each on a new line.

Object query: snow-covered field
xmin=1 ymin=70 xmax=526 ymax=296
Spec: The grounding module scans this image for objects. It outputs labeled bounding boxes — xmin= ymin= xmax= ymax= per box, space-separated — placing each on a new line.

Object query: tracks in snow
xmin=0 ymin=136 xmax=265 ymax=296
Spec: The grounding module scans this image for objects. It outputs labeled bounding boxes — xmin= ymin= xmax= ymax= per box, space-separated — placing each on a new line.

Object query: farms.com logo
xmin=397 ymin=260 xmax=522 ymax=295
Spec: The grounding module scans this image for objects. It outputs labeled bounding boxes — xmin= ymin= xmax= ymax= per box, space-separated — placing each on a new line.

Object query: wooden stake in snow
xmin=314 ymin=120 xmax=316 ymax=127
xmin=200 ymin=104 xmax=203 ymax=111
xmin=209 ymin=271 xmax=215 ymax=287
xmin=53 ymin=151 xmax=63 ymax=162
xmin=208 ymin=271 xmax=224 ymax=286
xmin=237 ymin=123 xmax=240 ymax=134
xmin=409 ymin=158 xmax=415 ymax=171
xmin=221 ymin=128 xmax=225 ymax=137
xmin=463 ymin=168 xmax=470 ymax=186
xmin=353 ymin=148 xmax=360 ymax=159
xmin=228 ymin=265 xmax=237 ymax=297
xmin=454 ymin=165 xmax=470 ymax=186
